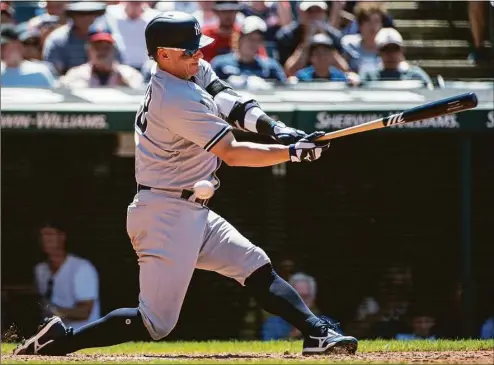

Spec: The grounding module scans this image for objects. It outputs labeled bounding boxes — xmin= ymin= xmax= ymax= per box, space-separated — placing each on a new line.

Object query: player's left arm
xmin=196 ymin=60 xmax=307 ymax=145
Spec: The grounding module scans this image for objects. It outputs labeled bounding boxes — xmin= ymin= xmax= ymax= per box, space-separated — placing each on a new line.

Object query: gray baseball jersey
xmin=127 ymin=59 xmax=270 ymax=341
xmin=134 ymin=59 xmax=230 ymax=191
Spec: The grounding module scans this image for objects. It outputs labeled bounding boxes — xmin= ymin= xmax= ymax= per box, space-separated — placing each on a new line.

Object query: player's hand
xmin=272 ymin=122 xmax=308 ymax=145
xmin=288 ymin=131 xmax=330 ymax=163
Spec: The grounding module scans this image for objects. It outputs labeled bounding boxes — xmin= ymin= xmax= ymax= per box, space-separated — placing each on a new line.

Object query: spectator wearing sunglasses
xmin=359 ymin=28 xmax=433 ymax=88
xmin=1 ymin=24 xmax=56 ymax=87
xmin=34 ymin=221 xmax=101 ymax=331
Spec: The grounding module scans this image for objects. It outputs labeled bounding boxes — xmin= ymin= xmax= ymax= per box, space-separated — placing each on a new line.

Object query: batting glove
xmin=288 ymin=131 xmax=330 ymax=163
xmin=272 ymin=122 xmax=308 ymax=145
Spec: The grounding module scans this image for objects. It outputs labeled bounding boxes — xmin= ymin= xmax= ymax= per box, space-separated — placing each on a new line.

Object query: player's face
xmin=157 ymin=48 xmax=203 ymax=79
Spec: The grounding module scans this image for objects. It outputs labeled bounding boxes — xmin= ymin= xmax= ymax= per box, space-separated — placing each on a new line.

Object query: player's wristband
xmin=256 ymin=114 xmax=284 ymax=138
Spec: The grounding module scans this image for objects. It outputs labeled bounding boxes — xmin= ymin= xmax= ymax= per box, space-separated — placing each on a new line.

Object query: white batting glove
xmin=288 ymin=131 xmax=330 ymax=163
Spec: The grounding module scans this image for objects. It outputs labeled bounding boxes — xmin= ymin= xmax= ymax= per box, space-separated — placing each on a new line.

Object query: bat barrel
xmin=402 ymin=92 xmax=478 ymax=120
xmin=315 ymin=92 xmax=479 ymax=142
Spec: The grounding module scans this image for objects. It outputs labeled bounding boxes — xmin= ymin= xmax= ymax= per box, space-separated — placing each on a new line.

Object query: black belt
xmin=137 ymin=184 xmax=209 ymax=206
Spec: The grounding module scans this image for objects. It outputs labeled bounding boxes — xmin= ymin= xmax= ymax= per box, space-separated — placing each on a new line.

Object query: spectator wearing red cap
xmin=201 ymin=1 xmax=267 ymax=62
xmin=60 ymin=25 xmax=143 ymax=88
xmin=42 ymin=2 xmax=122 ymax=75
xmin=211 ymin=16 xmax=286 ymax=83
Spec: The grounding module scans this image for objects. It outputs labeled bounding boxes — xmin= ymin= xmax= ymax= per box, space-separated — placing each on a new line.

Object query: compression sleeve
xmin=205 ymin=78 xmax=281 ymax=137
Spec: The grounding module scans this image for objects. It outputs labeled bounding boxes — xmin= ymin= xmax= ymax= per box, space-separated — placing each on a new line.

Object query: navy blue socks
xmin=245 ymin=264 xmax=323 ymax=336
xmin=48 ymin=308 xmax=151 ymax=355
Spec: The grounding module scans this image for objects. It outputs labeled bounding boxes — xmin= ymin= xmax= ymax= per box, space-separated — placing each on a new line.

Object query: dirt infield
xmin=3 ymin=350 xmax=494 ymax=364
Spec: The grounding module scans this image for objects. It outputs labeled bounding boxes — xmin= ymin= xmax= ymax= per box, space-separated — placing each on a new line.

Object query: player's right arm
xmin=211 ymin=132 xmax=329 ymax=167
xmin=211 ymin=130 xmax=329 ymax=167
xmin=211 ymin=132 xmax=289 ymax=167
xmin=166 ymin=99 xmax=329 ymax=167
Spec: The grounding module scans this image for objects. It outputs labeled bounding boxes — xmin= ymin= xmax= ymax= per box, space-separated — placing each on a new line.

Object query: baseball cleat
xmin=13 ymin=316 xmax=68 ymax=356
xmin=302 ymin=317 xmax=358 ymax=356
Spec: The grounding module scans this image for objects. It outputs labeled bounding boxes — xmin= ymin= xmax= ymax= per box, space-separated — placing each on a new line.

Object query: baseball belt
xmin=137 ymin=184 xmax=210 ymax=207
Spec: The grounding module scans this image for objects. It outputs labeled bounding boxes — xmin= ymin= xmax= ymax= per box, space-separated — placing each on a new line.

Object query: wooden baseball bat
xmin=314 ymin=92 xmax=478 ymax=142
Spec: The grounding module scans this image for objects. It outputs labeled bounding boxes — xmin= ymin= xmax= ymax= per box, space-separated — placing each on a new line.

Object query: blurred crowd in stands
xmin=3 ymin=1 xmax=492 ymax=91
xmin=4 ymin=221 xmax=492 ymax=342
xmin=257 ymin=257 xmax=494 ymax=341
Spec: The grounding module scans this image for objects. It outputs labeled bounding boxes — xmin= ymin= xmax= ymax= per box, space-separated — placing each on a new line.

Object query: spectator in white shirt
xmin=1 ymin=24 xmax=56 ymax=87
xmin=105 ymin=1 xmax=161 ymax=71
xmin=34 ymin=221 xmax=100 ymax=331
xmin=60 ymin=24 xmax=143 ymax=88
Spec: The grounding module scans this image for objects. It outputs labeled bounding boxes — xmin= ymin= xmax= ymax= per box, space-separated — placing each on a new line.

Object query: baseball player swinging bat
xmin=13 ymin=11 xmax=357 ymax=358
xmin=314 ymin=92 xmax=478 ymax=142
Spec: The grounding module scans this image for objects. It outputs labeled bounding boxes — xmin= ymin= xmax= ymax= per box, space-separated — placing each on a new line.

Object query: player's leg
xmin=196 ymin=210 xmax=358 ymax=355
xmin=14 ymin=192 xmax=208 ymax=356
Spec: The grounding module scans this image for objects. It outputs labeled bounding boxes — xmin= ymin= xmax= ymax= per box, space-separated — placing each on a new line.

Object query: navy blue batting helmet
xmin=145 ymin=12 xmax=214 ymax=58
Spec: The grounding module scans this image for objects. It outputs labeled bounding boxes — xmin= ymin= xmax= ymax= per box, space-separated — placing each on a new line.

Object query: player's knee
xmin=149 ymin=314 xmax=179 ymax=340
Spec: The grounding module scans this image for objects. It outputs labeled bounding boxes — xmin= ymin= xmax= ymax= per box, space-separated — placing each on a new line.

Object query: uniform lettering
xmin=136 ymin=84 xmax=152 ymax=134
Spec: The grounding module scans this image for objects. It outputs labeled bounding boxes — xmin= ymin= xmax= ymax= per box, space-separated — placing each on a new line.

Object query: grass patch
xmin=3 ymin=339 xmax=492 ymax=355
xmin=1 ymin=340 xmax=492 ymax=364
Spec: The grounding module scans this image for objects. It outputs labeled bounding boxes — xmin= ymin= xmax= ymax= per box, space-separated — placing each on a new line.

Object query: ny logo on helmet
xmin=194 ymin=22 xmax=200 ymax=36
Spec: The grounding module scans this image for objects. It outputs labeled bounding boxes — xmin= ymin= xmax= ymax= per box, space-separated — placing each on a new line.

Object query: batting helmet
xmin=145 ymin=12 xmax=214 ymax=58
